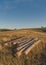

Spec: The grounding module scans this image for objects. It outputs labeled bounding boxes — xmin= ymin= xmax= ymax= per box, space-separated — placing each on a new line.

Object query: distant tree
xmin=41 ymin=26 xmax=46 ymax=32
xmin=14 ymin=28 xmax=16 ymax=30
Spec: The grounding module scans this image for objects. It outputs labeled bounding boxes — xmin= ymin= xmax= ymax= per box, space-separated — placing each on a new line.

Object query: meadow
xmin=0 ymin=28 xmax=46 ymax=65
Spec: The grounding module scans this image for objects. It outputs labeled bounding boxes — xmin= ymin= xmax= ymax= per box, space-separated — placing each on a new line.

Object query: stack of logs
xmin=0 ymin=36 xmax=41 ymax=57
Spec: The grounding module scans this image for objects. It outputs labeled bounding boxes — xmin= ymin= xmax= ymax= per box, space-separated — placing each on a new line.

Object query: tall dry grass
xmin=0 ymin=29 xmax=46 ymax=65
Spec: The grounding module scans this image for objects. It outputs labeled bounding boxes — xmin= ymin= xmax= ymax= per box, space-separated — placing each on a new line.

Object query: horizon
xmin=0 ymin=26 xmax=45 ymax=29
xmin=0 ymin=0 xmax=46 ymax=29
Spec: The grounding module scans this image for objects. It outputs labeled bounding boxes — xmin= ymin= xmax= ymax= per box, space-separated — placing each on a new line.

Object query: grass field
xmin=0 ymin=28 xmax=46 ymax=65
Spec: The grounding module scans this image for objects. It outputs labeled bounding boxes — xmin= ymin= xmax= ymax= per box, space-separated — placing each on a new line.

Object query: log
xmin=16 ymin=39 xmax=36 ymax=57
xmin=17 ymin=38 xmax=33 ymax=51
xmin=24 ymin=40 xmax=41 ymax=55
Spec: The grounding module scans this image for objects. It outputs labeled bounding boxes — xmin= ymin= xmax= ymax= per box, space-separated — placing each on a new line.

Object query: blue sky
xmin=0 ymin=0 xmax=46 ymax=29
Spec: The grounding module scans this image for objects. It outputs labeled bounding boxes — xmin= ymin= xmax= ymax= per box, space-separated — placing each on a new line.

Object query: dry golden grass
xmin=0 ymin=29 xmax=46 ymax=65
xmin=0 ymin=29 xmax=46 ymax=43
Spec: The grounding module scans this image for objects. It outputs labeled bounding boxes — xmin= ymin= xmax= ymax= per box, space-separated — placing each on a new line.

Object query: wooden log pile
xmin=0 ymin=36 xmax=41 ymax=57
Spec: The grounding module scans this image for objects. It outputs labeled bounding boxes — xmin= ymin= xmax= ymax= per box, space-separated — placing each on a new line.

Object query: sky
xmin=0 ymin=0 xmax=46 ymax=29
